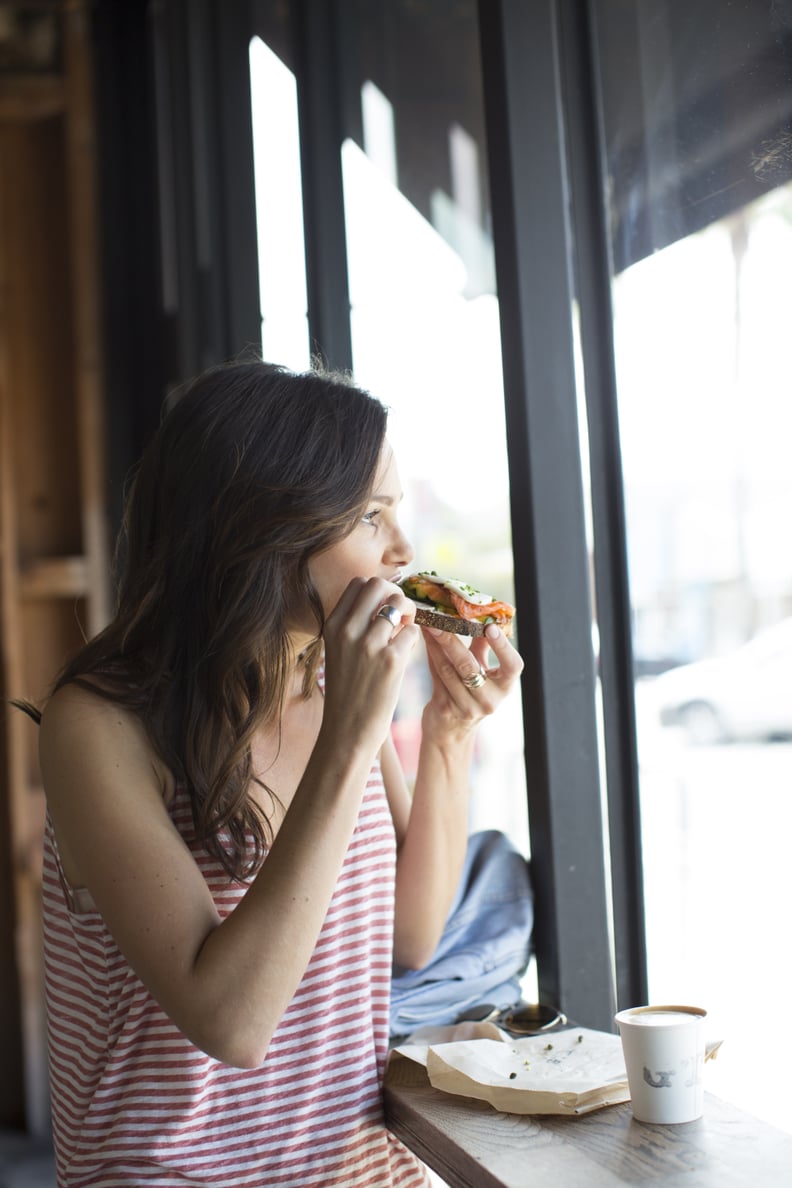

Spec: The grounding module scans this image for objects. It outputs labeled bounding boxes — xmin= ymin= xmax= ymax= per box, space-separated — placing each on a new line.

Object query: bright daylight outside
xmin=250 ymin=29 xmax=791 ymax=1137
xmin=341 ymin=111 xmax=528 ymax=860
xmin=616 ymin=185 xmax=792 ymax=1133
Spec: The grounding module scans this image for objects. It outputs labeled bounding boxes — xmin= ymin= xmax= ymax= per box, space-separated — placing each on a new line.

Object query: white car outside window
xmin=653 ymin=619 xmax=792 ymax=744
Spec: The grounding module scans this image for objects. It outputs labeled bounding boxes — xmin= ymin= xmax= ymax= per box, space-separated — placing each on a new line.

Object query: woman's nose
xmin=387 ymin=524 xmax=414 ymax=570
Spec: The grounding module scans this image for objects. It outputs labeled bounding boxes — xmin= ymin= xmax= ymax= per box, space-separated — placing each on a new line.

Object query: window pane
xmin=338 ymin=0 xmax=529 ymax=857
xmin=249 ymin=35 xmax=310 ymax=370
xmin=596 ymin=0 xmax=792 ymax=1133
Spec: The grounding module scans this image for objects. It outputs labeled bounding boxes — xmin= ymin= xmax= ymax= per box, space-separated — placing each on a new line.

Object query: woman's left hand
xmin=420 ymin=622 xmax=524 ymax=734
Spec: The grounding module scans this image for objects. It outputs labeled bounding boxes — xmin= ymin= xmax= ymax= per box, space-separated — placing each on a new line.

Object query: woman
xmin=31 ymin=360 xmax=523 ymax=1185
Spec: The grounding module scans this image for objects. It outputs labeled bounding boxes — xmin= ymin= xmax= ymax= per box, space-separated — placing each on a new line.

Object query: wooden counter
xmin=385 ymin=1054 xmax=792 ymax=1187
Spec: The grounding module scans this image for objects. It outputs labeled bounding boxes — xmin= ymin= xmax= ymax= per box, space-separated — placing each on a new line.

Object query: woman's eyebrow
xmin=370 ymin=492 xmax=404 ymax=504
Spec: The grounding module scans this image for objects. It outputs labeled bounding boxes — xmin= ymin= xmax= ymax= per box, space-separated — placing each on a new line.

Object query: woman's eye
xmin=362 ymin=509 xmax=381 ymax=526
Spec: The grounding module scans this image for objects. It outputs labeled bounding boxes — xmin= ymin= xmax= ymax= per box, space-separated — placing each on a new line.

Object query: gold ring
xmin=376 ymin=603 xmax=401 ymax=628
xmin=463 ymin=670 xmax=487 ymax=690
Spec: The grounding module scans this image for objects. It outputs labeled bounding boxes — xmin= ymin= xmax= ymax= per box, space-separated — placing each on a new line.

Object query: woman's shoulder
xmin=40 ymin=680 xmax=173 ymax=802
xmin=41 ymin=678 xmax=140 ymax=735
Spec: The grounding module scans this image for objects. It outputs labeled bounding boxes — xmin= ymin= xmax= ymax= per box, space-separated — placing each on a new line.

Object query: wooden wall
xmin=0 ymin=1 xmax=109 ymax=1134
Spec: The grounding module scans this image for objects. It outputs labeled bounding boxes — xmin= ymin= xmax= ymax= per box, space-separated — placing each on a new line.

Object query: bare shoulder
xmin=42 ymin=679 xmax=140 ymax=734
xmin=39 ymin=679 xmax=174 ymax=883
xmin=39 ymin=681 xmax=180 ymax=894
xmin=39 ymin=681 xmax=173 ymax=810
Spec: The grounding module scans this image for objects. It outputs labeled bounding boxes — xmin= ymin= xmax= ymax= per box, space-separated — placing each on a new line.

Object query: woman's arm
xmin=386 ymin=623 xmax=524 ymax=970
xmin=40 ymin=576 xmax=418 ymax=1070
xmin=382 ymin=720 xmax=474 ymax=970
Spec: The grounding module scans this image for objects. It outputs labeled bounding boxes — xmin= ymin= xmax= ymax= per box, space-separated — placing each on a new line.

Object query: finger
xmin=386 ymin=619 xmax=420 ymax=659
xmin=373 ymin=602 xmax=402 ymax=630
xmin=469 ymin=635 xmax=493 ymax=671
xmin=370 ymin=592 xmax=417 ymax=642
xmin=460 ymin=666 xmax=488 ymax=691
xmin=474 ymin=625 xmax=524 ymax=681
xmin=424 ymin=627 xmax=522 ymax=708
xmin=349 ymin=577 xmax=413 ymax=619
xmin=329 ymin=577 xmax=414 ymax=636
xmin=422 ymin=627 xmax=486 ymax=680
xmin=423 ymin=632 xmax=488 ymax=699
xmin=325 ymin=575 xmax=370 ymax=620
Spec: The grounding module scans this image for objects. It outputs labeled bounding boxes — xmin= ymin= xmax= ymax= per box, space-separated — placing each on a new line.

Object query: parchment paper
xmin=391 ymin=1025 xmax=631 ymax=1116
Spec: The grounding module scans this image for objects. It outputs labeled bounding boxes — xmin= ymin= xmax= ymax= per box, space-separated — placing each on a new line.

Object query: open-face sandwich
xmin=400 ymin=571 xmax=515 ymax=637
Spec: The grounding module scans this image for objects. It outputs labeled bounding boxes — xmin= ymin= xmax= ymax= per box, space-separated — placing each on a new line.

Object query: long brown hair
xmin=27 ymin=360 xmax=388 ymax=879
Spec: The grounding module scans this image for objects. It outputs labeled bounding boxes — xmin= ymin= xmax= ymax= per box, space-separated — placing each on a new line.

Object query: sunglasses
xmin=454 ymin=1002 xmax=568 ymax=1036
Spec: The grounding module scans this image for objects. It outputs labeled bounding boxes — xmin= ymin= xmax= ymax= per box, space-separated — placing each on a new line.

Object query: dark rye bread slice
xmin=412 ymin=604 xmax=485 ymax=637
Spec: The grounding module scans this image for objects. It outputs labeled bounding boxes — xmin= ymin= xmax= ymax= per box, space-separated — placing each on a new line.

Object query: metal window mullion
xmin=186 ymin=0 xmax=226 ymax=368
xmin=212 ymin=0 xmax=263 ymax=358
xmin=150 ymin=0 xmax=200 ymax=378
xmin=479 ymin=0 xmax=615 ymax=1029
xmin=293 ymin=0 xmax=353 ymax=372
xmin=558 ymin=0 xmax=648 ymax=1012
xmin=151 ymin=1 xmax=262 ymax=377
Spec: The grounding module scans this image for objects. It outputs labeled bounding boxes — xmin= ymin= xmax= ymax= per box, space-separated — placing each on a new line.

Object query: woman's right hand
xmin=320 ymin=576 xmax=418 ymax=755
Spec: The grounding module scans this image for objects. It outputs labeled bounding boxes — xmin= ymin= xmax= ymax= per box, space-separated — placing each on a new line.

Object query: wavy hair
xmin=32 ymin=360 xmax=388 ymax=880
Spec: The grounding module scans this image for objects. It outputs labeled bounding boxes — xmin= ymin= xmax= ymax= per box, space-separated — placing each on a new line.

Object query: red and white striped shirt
xmin=42 ymin=757 xmax=430 ymax=1186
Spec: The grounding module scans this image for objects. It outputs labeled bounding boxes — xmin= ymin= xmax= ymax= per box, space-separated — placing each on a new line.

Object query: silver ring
xmin=463 ymin=670 xmax=487 ymax=690
xmin=376 ymin=603 xmax=401 ymax=628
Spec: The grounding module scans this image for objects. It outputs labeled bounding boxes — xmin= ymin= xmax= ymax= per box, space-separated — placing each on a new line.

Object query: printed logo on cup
xmin=615 ymin=1005 xmax=708 ymax=1124
xmin=643 ymin=1052 xmax=702 ymax=1090
xmin=643 ymin=1067 xmax=673 ymax=1088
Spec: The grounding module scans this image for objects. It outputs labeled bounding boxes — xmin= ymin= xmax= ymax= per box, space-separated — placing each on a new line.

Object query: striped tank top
xmin=41 ymin=755 xmax=430 ymax=1186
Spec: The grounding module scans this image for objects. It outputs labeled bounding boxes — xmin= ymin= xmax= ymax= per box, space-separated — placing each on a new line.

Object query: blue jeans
xmin=390 ymin=830 xmax=534 ymax=1037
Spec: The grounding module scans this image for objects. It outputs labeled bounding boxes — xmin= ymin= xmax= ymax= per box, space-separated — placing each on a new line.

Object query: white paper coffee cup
xmin=614 ymin=1005 xmax=706 ymax=1124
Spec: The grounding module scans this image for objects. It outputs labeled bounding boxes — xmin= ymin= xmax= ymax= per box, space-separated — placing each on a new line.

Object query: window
xmin=244 ymin=1 xmax=792 ymax=1133
xmin=249 ymin=35 xmax=310 ymax=370
xmin=595 ymin=0 xmax=792 ymax=1132
xmin=338 ymin=32 xmax=528 ymax=853
xmin=249 ymin=0 xmax=529 ymax=850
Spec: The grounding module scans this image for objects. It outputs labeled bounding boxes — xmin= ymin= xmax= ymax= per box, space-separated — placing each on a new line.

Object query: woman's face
xmin=296 ymin=442 xmax=414 ymax=639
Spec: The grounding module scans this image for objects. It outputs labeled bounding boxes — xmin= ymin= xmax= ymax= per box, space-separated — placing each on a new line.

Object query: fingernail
xmin=424 ymin=626 xmax=443 ymax=638
xmin=485 ymin=624 xmax=501 ymax=640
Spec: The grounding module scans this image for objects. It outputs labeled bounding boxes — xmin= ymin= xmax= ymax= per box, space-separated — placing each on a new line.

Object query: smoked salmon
xmin=400 ymin=571 xmax=515 ymax=637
